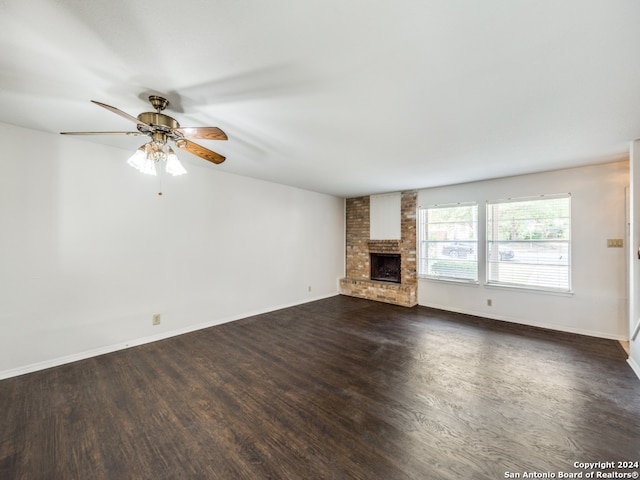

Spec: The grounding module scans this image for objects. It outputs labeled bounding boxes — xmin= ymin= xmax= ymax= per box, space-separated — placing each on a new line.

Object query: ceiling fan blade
xmin=60 ymin=131 xmax=145 ymax=136
xmin=91 ymin=100 xmax=149 ymax=127
xmin=175 ymin=139 xmax=226 ymax=164
xmin=174 ymin=127 xmax=228 ymax=141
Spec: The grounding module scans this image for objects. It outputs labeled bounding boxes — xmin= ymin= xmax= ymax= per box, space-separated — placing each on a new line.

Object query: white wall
xmin=0 ymin=123 xmax=345 ymax=378
xmin=418 ymin=161 xmax=629 ymax=340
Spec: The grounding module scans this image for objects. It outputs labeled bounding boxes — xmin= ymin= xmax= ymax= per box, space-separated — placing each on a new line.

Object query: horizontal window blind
xmin=419 ymin=203 xmax=478 ymax=282
xmin=486 ymin=194 xmax=571 ymax=292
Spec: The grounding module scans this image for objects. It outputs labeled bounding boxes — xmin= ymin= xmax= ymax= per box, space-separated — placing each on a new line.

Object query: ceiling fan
xmin=61 ymin=95 xmax=228 ymax=177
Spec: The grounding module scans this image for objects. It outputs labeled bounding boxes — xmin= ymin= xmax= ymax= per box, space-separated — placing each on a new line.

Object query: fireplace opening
xmin=370 ymin=253 xmax=401 ymax=283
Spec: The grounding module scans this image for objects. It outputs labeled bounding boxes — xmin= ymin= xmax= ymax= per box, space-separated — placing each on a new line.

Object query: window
xmin=486 ymin=194 xmax=571 ymax=292
xmin=419 ymin=203 xmax=478 ymax=282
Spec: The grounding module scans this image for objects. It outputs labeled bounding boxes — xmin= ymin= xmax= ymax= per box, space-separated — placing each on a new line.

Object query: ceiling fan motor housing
xmin=137 ymin=112 xmax=179 ymax=131
xmin=137 ymin=112 xmax=180 ymax=144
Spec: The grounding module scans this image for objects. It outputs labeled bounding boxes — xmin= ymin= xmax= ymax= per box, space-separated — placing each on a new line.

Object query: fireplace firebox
xmin=370 ymin=253 xmax=401 ymax=283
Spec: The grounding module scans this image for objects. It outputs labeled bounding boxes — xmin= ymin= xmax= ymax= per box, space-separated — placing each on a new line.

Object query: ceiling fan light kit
xmin=127 ymin=142 xmax=187 ymax=177
xmin=61 ymin=95 xmax=227 ymax=180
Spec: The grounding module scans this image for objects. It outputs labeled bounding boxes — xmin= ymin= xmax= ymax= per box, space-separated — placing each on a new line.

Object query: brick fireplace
xmin=339 ymin=191 xmax=417 ymax=307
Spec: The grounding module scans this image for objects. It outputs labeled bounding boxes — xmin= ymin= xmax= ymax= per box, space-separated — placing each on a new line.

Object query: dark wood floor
xmin=1 ymin=296 xmax=639 ymax=480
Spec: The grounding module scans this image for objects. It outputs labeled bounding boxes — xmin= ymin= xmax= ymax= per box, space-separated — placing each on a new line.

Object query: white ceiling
xmin=1 ymin=0 xmax=639 ymax=197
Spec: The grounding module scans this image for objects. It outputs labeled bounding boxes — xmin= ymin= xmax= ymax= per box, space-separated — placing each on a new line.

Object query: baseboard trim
xmin=628 ymin=357 xmax=640 ymax=380
xmin=0 ymin=292 xmax=338 ymax=380
xmin=419 ymin=302 xmax=627 ymax=341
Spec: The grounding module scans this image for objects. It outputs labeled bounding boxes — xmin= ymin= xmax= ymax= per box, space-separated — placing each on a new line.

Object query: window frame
xmin=418 ymin=202 xmax=479 ymax=283
xmin=485 ymin=193 xmax=571 ymax=293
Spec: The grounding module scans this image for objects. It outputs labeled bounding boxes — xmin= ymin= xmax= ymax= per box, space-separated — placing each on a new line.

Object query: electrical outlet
xmin=487 ymin=299 xmax=492 ymax=307
xmin=308 ymin=285 xmax=312 ymax=292
xmin=152 ymin=314 xmax=161 ymax=326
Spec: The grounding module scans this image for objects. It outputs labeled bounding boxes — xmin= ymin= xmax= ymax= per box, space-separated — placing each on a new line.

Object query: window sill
xmin=484 ymin=283 xmax=574 ymax=297
xmin=417 ymin=277 xmax=574 ymax=296
xmin=419 ymin=276 xmax=479 ymax=287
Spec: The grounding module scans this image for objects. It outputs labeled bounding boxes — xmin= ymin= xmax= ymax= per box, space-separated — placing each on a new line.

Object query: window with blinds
xmin=418 ymin=203 xmax=478 ymax=282
xmin=486 ymin=194 xmax=571 ymax=292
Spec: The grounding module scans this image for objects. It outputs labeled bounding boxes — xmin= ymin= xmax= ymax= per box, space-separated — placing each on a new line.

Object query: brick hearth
xmin=339 ymin=191 xmax=417 ymax=307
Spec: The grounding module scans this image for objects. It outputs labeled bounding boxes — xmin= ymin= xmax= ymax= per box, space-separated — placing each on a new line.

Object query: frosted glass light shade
xmin=140 ymin=157 xmax=157 ymax=176
xmin=128 ymin=143 xmax=156 ymax=176
xmin=127 ymin=147 xmax=147 ymax=171
xmin=165 ymin=147 xmax=187 ymax=176
xmin=127 ymin=145 xmax=156 ymax=175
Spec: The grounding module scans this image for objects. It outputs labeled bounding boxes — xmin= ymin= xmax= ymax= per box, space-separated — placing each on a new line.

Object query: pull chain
xmin=157 ymin=160 xmax=164 ymax=196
